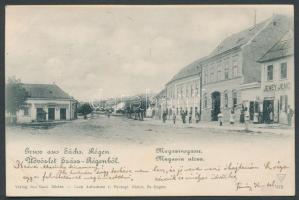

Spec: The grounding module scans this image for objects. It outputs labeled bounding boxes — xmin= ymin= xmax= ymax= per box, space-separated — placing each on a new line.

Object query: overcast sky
xmin=6 ymin=5 xmax=293 ymax=101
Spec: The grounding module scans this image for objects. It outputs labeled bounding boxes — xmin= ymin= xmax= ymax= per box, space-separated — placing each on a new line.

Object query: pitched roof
xmin=22 ymin=83 xmax=73 ymax=99
xmin=209 ymin=18 xmax=269 ymax=57
xmin=258 ymin=31 xmax=294 ymax=62
xmin=166 ymin=14 xmax=290 ymax=85
xmin=167 ymin=57 xmax=206 ymax=85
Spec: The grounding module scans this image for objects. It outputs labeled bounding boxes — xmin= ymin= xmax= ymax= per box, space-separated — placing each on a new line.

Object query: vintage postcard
xmin=5 ymin=5 xmax=294 ymax=196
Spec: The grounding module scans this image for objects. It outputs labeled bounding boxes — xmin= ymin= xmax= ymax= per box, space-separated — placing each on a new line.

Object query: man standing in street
xmin=287 ymin=105 xmax=294 ymax=126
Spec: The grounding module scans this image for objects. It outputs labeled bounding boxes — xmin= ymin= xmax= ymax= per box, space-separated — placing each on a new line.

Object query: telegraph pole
xmin=198 ymin=65 xmax=203 ymax=121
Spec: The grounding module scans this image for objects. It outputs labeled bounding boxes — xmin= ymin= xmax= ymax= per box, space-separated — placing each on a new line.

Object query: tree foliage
xmin=77 ymin=103 xmax=93 ymax=118
xmin=5 ymin=77 xmax=28 ymax=115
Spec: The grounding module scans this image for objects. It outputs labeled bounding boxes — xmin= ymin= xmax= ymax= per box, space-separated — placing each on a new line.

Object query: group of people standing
xmin=161 ymin=108 xmax=200 ymax=125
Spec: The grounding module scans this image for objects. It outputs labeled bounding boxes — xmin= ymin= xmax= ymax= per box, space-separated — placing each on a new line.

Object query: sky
xmin=5 ymin=5 xmax=293 ymax=101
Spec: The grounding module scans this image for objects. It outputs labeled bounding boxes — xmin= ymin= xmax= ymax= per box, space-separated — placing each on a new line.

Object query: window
xmin=232 ymin=90 xmax=237 ymax=108
xmin=224 ymin=68 xmax=229 ymax=80
xmin=280 ymin=62 xmax=287 ymax=79
xmin=224 ymin=93 xmax=228 ymax=108
xmin=210 ymin=72 xmax=214 ymax=82
xmin=24 ymin=107 xmax=29 ymax=116
xmin=205 ymin=71 xmax=208 ymax=83
xmin=191 ymin=85 xmax=194 ymax=97
xmin=203 ymin=94 xmax=208 ymax=108
xmin=267 ymin=65 xmax=274 ymax=81
xmin=280 ymin=95 xmax=288 ymax=112
xmin=233 ymin=65 xmax=238 ymax=77
xmin=217 ymin=70 xmax=221 ymax=81
xmin=186 ymin=87 xmax=189 ymax=97
xmin=195 ymin=84 xmax=199 ymax=96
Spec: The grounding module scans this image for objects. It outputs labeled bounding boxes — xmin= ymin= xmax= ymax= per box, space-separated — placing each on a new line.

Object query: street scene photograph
xmin=5 ymin=5 xmax=295 ymax=197
xmin=5 ymin=5 xmax=294 ymax=145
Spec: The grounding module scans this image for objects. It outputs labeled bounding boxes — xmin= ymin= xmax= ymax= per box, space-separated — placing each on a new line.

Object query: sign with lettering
xmin=264 ymin=82 xmax=290 ymax=92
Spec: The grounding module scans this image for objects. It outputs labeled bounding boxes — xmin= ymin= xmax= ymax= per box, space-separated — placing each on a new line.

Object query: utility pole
xmin=198 ymin=65 xmax=203 ymax=121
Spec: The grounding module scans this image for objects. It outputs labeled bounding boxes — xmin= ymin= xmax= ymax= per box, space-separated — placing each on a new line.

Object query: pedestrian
xmin=172 ymin=112 xmax=176 ymax=125
xmin=287 ymin=105 xmax=294 ymax=126
xmin=218 ymin=111 xmax=223 ymax=126
xmin=229 ymin=109 xmax=235 ymax=124
xmin=162 ymin=111 xmax=167 ymax=123
xmin=195 ymin=110 xmax=200 ymax=123
xmin=182 ymin=110 xmax=186 ymax=124
xmin=268 ymin=104 xmax=273 ymax=123
xmin=240 ymin=105 xmax=245 ymax=123
xmin=188 ymin=110 xmax=192 ymax=124
xmin=244 ymin=107 xmax=250 ymax=131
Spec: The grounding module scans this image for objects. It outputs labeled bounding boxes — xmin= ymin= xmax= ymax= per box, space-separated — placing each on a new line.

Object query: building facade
xmin=16 ymin=83 xmax=77 ymax=123
xmin=163 ymin=14 xmax=292 ymax=123
xmin=258 ymin=31 xmax=294 ymax=124
xmin=164 ymin=58 xmax=204 ymax=122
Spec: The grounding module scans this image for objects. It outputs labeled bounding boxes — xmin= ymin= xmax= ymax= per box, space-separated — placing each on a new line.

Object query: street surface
xmin=6 ymin=114 xmax=293 ymax=146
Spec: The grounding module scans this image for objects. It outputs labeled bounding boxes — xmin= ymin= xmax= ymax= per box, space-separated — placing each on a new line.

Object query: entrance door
xmin=60 ymin=108 xmax=66 ymax=120
xmin=48 ymin=108 xmax=55 ymax=121
xmin=263 ymin=100 xmax=274 ymax=123
xmin=36 ymin=108 xmax=46 ymax=122
xmin=211 ymin=91 xmax=221 ymax=121
xmin=249 ymin=101 xmax=254 ymax=120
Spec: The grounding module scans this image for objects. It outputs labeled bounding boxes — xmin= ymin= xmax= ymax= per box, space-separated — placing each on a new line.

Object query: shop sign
xmin=264 ymin=82 xmax=290 ymax=92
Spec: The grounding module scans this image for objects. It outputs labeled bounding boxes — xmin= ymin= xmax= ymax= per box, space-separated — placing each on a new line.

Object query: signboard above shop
xmin=264 ymin=82 xmax=290 ymax=92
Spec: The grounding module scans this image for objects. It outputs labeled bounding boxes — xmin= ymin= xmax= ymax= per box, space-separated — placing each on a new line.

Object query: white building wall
xmin=17 ymin=98 xmax=75 ymax=123
xmin=261 ymin=55 xmax=294 ymax=124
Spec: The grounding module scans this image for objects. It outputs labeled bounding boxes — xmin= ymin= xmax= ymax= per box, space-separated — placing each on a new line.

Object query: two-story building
xmin=200 ymin=15 xmax=291 ymax=122
xmin=163 ymin=14 xmax=291 ymax=123
xmin=258 ymin=30 xmax=294 ymax=124
xmin=16 ymin=83 xmax=77 ymax=123
xmin=164 ymin=57 xmax=205 ymax=122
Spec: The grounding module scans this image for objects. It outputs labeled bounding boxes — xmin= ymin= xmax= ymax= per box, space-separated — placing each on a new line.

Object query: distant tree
xmin=77 ymin=103 xmax=93 ymax=119
xmin=5 ymin=77 xmax=28 ymax=115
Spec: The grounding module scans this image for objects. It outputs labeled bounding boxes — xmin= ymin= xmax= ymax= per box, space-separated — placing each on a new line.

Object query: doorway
xmin=263 ymin=100 xmax=274 ymax=123
xmin=60 ymin=108 xmax=66 ymax=120
xmin=249 ymin=101 xmax=254 ymax=120
xmin=36 ymin=108 xmax=46 ymax=122
xmin=211 ymin=91 xmax=221 ymax=121
xmin=48 ymin=108 xmax=55 ymax=121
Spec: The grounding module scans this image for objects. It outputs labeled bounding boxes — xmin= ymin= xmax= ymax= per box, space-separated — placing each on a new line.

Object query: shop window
xmin=280 ymin=95 xmax=288 ymax=112
xmin=224 ymin=93 xmax=228 ymax=108
xmin=232 ymin=91 xmax=237 ymax=108
xmin=267 ymin=65 xmax=274 ymax=81
xmin=280 ymin=62 xmax=287 ymax=79
xmin=24 ymin=107 xmax=29 ymax=116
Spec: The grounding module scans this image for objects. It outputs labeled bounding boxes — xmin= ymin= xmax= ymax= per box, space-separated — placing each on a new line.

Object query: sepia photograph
xmin=5 ymin=5 xmax=295 ymax=196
